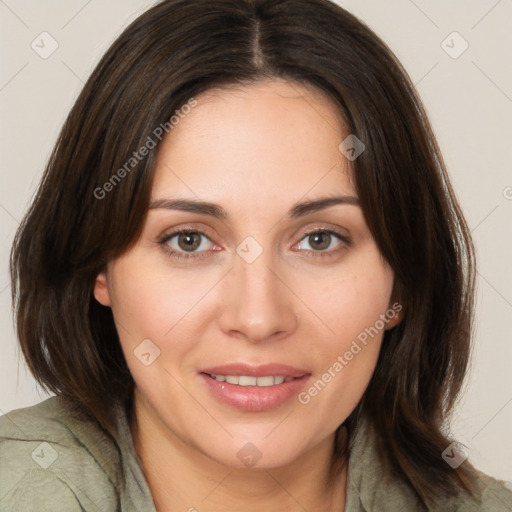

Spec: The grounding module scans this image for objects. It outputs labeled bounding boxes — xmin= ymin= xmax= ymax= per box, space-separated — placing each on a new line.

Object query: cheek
xmin=107 ymin=254 xmax=226 ymax=395
xmin=300 ymin=252 xmax=393 ymax=353
xmin=108 ymin=253 xmax=216 ymax=342
xmin=292 ymin=255 xmax=393 ymax=418
xmin=294 ymin=294 xmax=387 ymax=435
xmin=330 ymin=275 xmax=392 ymax=344
xmin=105 ymin=255 xmax=185 ymax=382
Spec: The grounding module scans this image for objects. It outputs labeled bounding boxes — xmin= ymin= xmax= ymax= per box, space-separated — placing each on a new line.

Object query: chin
xmin=195 ymin=430 xmax=316 ymax=471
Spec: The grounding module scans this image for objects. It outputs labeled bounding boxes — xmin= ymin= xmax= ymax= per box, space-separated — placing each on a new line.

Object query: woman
xmin=1 ymin=0 xmax=511 ymax=510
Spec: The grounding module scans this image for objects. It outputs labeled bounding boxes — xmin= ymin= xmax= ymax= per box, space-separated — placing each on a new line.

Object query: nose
xmin=218 ymin=247 xmax=298 ymax=343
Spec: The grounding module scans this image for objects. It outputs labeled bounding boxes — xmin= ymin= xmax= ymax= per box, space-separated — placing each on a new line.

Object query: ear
xmin=385 ymin=300 xmax=404 ymax=330
xmin=93 ymin=270 xmax=112 ymax=307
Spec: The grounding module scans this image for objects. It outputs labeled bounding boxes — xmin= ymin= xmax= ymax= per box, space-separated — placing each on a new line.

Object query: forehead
xmin=151 ymin=80 xmax=355 ymax=214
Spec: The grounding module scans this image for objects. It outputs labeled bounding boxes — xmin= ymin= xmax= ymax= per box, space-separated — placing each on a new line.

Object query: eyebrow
xmin=148 ymin=195 xmax=360 ymax=219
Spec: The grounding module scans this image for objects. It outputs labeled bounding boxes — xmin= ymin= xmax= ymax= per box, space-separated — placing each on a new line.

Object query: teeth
xmin=256 ymin=376 xmax=275 ymax=387
xmin=239 ymin=376 xmax=257 ymax=386
xmin=210 ymin=375 xmax=294 ymax=386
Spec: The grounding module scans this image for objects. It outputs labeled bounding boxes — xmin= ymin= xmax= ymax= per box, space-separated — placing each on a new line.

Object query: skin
xmin=94 ymin=79 xmax=401 ymax=511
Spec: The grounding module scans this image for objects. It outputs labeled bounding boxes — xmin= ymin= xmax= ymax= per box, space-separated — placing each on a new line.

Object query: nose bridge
xmin=219 ymin=242 xmax=297 ymax=342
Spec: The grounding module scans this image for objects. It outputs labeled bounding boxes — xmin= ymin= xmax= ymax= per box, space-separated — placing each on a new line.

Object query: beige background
xmin=1 ymin=0 xmax=511 ymax=482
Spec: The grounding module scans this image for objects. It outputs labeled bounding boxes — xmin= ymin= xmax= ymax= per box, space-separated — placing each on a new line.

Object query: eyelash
xmin=158 ymin=228 xmax=351 ymax=261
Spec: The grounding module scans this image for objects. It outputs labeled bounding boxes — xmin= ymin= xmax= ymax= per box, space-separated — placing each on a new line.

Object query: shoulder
xmin=346 ymin=420 xmax=512 ymax=511
xmin=459 ymin=470 xmax=512 ymax=511
xmin=0 ymin=396 xmax=121 ymax=511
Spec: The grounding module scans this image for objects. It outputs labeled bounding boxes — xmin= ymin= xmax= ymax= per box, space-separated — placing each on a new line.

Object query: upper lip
xmin=200 ymin=363 xmax=310 ymax=378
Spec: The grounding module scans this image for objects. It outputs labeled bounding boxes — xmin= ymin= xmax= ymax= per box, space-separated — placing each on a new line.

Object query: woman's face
xmin=94 ymin=79 xmax=399 ymax=468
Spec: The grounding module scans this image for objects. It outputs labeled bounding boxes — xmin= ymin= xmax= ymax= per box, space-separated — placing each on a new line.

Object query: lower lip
xmin=200 ymin=373 xmax=310 ymax=412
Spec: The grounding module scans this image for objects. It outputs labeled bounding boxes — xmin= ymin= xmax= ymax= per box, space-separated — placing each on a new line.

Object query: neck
xmin=129 ymin=391 xmax=348 ymax=512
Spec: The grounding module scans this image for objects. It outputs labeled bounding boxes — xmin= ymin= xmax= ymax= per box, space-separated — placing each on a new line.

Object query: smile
xmin=207 ymin=374 xmax=297 ymax=386
xmin=199 ymin=364 xmax=311 ymax=411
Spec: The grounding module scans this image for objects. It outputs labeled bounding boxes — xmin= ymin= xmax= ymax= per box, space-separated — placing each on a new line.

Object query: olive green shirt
xmin=1 ymin=396 xmax=511 ymax=511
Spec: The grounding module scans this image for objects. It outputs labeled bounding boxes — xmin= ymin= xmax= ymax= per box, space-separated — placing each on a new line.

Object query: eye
xmin=294 ymin=229 xmax=350 ymax=257
xmin=159 ymin=229 xmax=215 ymax=260
xmin=159 ymin=227 xmax=350 ymax=262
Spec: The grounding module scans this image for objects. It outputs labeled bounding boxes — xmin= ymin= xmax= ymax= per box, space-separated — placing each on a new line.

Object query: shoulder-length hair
xmin=11 ymin=0 xmax=477 ymax=507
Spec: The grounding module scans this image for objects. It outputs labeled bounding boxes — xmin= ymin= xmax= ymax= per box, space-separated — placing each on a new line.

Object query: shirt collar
xmin=113 ymin=402 xmax=158 ymax=512
xmin=344 ymin=418 xmax=422 ymax=511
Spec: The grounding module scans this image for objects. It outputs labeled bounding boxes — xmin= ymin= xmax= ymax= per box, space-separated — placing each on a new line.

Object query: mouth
xmin=205 ymin=374 xmax=298 ymax=386
xmin=199 ymin=363 xmax=311 ymax=411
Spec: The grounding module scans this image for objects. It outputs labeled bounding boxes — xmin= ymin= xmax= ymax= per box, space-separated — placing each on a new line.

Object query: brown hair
xmin=10 ymin=0 xmax=478 ymax=507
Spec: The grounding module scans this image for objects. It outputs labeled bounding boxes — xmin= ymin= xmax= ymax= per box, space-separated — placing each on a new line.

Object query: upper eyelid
xmin=159 ymin=223 xmax=216 ymax=241
xmin=159 ymin=220 xmax=350 ymax=237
